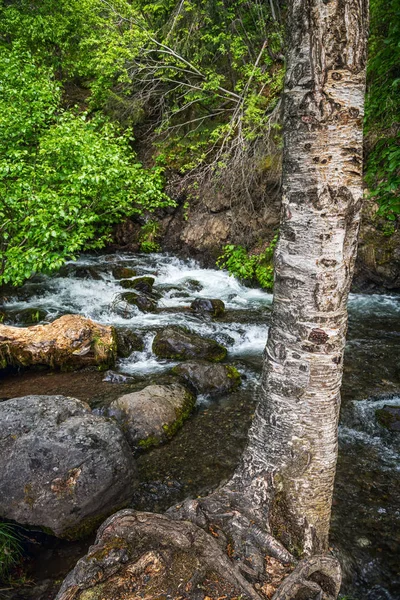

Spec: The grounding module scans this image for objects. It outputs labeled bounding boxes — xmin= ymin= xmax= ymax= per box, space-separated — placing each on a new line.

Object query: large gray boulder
xmin=110 ymin=383 xmax=195 ymax=450
xmin=0 ymin=395 xmax=137 ymax=539
xmin=152 ymin=326 xmax=227 ymax=362
xmin=172 ymin=361 xmax=241 ymax=396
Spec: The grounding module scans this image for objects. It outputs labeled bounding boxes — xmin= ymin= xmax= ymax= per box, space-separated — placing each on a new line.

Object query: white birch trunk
xmin=231 ymin=0 xmax=369 ymax=556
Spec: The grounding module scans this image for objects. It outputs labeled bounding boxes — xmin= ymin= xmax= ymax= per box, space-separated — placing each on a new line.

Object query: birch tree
xmin=56 ymin=1 xmax=369 ymax=598
xmin=170 ymin=0 xmax=369 ymax=584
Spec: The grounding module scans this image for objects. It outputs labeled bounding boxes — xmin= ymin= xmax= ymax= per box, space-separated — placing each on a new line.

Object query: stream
xmin=1 ymin=252 xmax=399 ymax=600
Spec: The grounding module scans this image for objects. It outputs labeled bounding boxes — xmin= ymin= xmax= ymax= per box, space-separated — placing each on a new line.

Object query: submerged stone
xmin=0 ymin=395 xmax=137 ymax=539
xmin=110 ymin=382 xmax=195 ymax=449
xmin=103 ymin=370 xmax=135 ymax=384
xmin=172 ymin=361 xmax=241 ymax=395
xmin=186 ymin=279 xmax=203 ymax=292
xmin=152 ymin=326 xmax=227 ymax=362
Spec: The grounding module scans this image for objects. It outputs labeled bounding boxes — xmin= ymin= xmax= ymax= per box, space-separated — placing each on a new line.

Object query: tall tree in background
xmin=57 ymin=1 xmax=370 ymax=598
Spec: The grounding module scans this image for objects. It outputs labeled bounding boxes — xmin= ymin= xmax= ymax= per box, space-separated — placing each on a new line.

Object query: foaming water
xmin=339 ymin=397 xmax=400 ymax=471
xmin=2 ymin=253 xmax=271 ymax=375
xmin=2 ymin=252 xmax=400 ymax=599
xmin=348 ymin=293 xmax=400 ymax=316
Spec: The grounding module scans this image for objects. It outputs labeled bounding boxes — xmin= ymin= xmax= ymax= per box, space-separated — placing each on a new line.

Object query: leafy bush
xmin=0 ymin=47 xmax=172 ymax=286
xmin=365 ymin=0 xmax=400 ymax=219
xmin=217 ymin=234 xmax=278 ymax=289
xmin=139 ymin=221 xmax=161 ymax=253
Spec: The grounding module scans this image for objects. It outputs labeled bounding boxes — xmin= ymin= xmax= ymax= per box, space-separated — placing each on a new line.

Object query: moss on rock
xmin=152 ymin=326 xmax=227 ymax=362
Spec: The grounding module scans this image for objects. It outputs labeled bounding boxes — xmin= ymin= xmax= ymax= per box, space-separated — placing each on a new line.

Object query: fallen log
xmin=0 ymin=315 xmax=116 ymax=370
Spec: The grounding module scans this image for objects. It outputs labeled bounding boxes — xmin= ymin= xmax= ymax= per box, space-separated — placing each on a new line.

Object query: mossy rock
xmin=120 ymin=277 xmax=155 ymax=294
xmin=120 ymin=292 xmax=157 ymax=313
xmin=58 ymin=265 xmax=103 ymax=280
xmin=152 ymin=326 xmax=227 ymax=362
xmin=112 ymin=266 xmax=137 ymax=280
xmin=0 ymin=315 xmax=116 ymax=371
xmin=109 ymin=382 xmax=196 ymax=450
xmin=172 ymin=361 xmax=241 ymax=395
xmin=115 ymin=328 xmax=144 ymax=357
xmin=190 ymin=298 xmax=225 ymax=317
xmin=8 ymin=307 xmax=49 ymax=325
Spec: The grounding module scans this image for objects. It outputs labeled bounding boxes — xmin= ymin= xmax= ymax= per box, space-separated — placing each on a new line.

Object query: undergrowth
xmin=0 ymin=522 xmax=23 ymax=582
xmin=217 ymin=234 xmax=278 ymax=289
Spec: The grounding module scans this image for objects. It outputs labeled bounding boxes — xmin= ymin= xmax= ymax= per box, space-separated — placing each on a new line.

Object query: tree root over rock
xmin=56 ymin=508 xmax=341 ymax=600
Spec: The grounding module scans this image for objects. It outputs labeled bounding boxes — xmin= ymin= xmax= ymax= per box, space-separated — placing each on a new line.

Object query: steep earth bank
xmin=113 ymin=192 xmax=400 ymax=292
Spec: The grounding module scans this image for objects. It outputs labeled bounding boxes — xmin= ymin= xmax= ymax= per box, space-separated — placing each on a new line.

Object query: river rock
xmin=190 ymin=297 xmax=225 ymax=317
xmin=110 ymin=383 xmax=195 ymax=449
xmin=103 ymin=370 xmax=135 ymax=384
xmin=4 ymin=307 xmax=49 ymax=326
xmin=376 ymin=405 xmax=400 ymax=431
xmin=186 ymin=279 xmax=203 ymax=292
xmin=152 ymin=326 xmax=227 ymax=362
xmin=120 ymin=291 xmax=157 ymax=312
xmin=120 ymin=276 xmax=155 ymax=294
xmin=172 ymin=361 xmax=241 ymax=395
xmin=0 ymin=395 xmax=137 ymax=539
xmin=58 ymin=264 xmax=103 ymax=280
xmin=0 ymin=315 xmax=116 ymax=370
xmin=112 ymin=266 xmax=137 ymax=279
xmin=115 ymin=328 xmax=144 ymax=357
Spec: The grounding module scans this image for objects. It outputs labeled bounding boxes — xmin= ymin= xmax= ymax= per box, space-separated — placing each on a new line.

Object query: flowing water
xmin=1 ymin=252 xmax=399 ymax=600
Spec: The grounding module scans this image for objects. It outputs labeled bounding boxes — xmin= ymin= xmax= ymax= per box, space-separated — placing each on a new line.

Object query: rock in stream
xmin=0 ymin=395 xmax=137 ymax=539
xmin=172 ymin=360 xmax=241 ymax=395
xmin=152 ymin=326 xmax=227 ymax=362
xmin=110 ymin=382 xmax=195 ymax=449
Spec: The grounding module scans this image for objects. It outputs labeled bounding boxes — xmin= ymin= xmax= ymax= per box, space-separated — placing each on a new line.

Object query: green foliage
xmin=139 ymin=221 xmax=161 ymax=253
xmin=0 ymin=522 xmax=22 ymax=581
xmin=217 ymin=234 xmax=278 ymax=289
xmin=0 ymin=46 xmax=172 ymax=286
xmin=144 ymin=0 xmax=285 ymax=173
xmin=0 ymin=0 xmax=147 ymax=112
xmin=365 ymin=0 xmax=400 ymax=218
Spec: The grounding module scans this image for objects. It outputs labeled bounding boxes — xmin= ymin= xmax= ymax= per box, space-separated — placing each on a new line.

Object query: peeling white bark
xmin=232 ymin=0 xmax=369 ymax=556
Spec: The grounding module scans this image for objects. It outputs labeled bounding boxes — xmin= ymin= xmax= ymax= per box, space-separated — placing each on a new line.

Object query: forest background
xmin=0 ymin=0 xmax=399 ymax=288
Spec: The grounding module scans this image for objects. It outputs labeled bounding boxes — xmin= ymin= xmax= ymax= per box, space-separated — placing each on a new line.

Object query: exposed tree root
xmin=56 ymin=505 xmax=341 ymax=600
xmin=167 ymin=490 xmax=294 ymax=579
xmin=271 ymin=556 xmax=342 ymax=600
xmin=167 ymin=485 xmax=341 ymax=599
